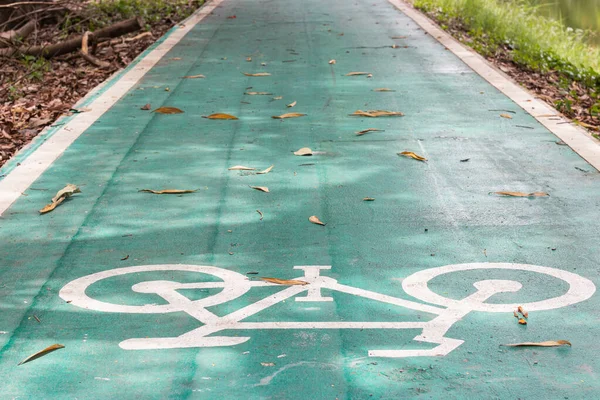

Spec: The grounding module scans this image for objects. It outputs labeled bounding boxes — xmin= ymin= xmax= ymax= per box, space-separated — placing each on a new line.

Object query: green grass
xmin=83 ymin=0 xmax=204 ymax=31
xmin=412 ymin=0 xmax=600 ymax=87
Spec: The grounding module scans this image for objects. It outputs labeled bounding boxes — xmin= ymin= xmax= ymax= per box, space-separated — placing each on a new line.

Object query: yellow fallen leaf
xmin=494 ymin=191 xmax=549 ymax=197
xmin=139 ymin=189 xmax=197 ymax=194
xmin=363 ymin=197 xmax=375 ymax=201
xmin=182 ymin=74 xmax=205 ymax=79
xmin=243 ymin=72 xmax=271 ymax=76
xmin=250 ymin=186 xmax=269 ymax=193
xmin=203 ymin=113 xmax=238 ymax=120
xmin=356 ymin=128 xmax=383 ymax=136
xmin=329 ymin=59 xmax=336 ymax=64
xmin=373 ymin=88 xmax=395 ymax=92
xmin=309 ymin=215 xmax=326 ymax=225
xmin=261 ymin=277 xmax=309 ymax=285
xmin=287 ymin=101 xmax=297 ymax=108
xmin=345 ymin=72 xmax=370 ymax=76
xmin=245 ymin=91 xmax=272 ymax=95
xmin=398 ymin=151 xmax=427 ymax=162
xmin=40 ymin=184 xmax=80 ymax=214
xmin=256 ymin=165 xmax=274 ymax=174
xmin=351 ymin=110 xmax=404 ymax=117
xmin=503 ymin=340 xmax=571 ymax=347
xmin=518 ymin=318 xmax=527 ymax=325
xmin=18 ymin=344 xmax=64 ymax=365
xmin=272 ymin=113 xmax=306 ymax=119
xmin=500 ymin=113 xmax=513 ymax=119
xmin=228 ymin=166 xmax=255 ymax=171
xmin=154 ymin=107 xmax=184 ymax=114
xmin=293 ymin=147 xmax=313 ymax=156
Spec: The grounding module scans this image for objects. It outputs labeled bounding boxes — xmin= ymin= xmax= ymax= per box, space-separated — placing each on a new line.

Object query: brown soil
xmin=0 ymin=1 xmax=202 ymax=168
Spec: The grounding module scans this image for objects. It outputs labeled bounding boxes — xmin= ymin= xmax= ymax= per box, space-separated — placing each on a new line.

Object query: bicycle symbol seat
xmin=59 ymin=262 xmax=596 ymax=358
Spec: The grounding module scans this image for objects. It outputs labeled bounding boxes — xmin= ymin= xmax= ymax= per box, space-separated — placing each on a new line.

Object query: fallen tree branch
xmin=0 ymin=1 xmax=62 ymax=8
xmin=78 ymin=49 xmax=109 ymax=68
xmin=0 ymin=17 xmax=142 ymax=57
xmin=0 ymin=19 xmax=35 ymax=47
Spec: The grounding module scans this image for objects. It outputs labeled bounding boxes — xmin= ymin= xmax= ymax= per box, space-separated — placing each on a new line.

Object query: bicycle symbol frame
xmin=59 ymin=263 xmax=596 ymax=358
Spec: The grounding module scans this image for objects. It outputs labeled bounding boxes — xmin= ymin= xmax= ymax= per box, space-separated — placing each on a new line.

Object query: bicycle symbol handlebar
xmin=59 ymin=263 xmax=596 ymax=358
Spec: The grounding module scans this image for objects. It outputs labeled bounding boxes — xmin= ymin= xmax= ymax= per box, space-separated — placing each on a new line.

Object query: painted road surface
xmin=1 ymin=0 xmax=600 ymax=398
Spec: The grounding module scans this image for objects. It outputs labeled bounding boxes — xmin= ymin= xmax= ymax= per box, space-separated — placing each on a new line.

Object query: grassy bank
xmin=412 ymin=0 xmax=600 ymax=87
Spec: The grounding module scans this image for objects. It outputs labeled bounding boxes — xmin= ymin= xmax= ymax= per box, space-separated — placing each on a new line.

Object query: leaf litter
xmin=228 ymin=166 xmax=255 ymax=171
xmin=373 ymin=88 xmax=395 ymax=92
xmin=250 ymin=186 xmax=269 ymax=193
xmin=203 ymin=113 xmax=239 ymax=120
xmin=256 ymin=165 xmax=274 ymax=175
xmin=139 ymin=189 xmax=197 ymax=194
xmin=494 ymin=191 xmax=549 ymax=197
xmin=345 ymin=72 xmax=371 ymax=76
xmin=309 ymin=215 xmax=326 ymax=225
xmin=182 ymin=74 xmax=205 ymax=79
xmin=153 ymin=107 xmax=184 ymax=114
xmin=19 ymin=344 xmax=64 ymax=365
xmin=502 ymin=340 xmax=571 ymax=347
xmin=351 ymin=110 xmax=404 ymax=117
xmin=272 ymin=113 xmax=306 ymax=119
xmin=243 ymin=72 xmax=271 ymax=77
xmin=261 ymin=277 xmax=308 ymax=285
xmin=245 ymin=92 xmax=272 ymax=95
xmin=356 ymin=128 xmax=383 ymax=136
xmin=39 ymin=184 xmax=80 ymax=214
xmin=398 ymin=151 xmax=427 ymax=162
xmin=287 ymin=101 xmax=297 ymax=108
xmin=293 ymin=147 xmax=313 ymax=156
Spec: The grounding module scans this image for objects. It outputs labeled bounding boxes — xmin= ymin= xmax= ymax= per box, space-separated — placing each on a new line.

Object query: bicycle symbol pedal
xmin=59 ymin=263 xmax=595 ymax=358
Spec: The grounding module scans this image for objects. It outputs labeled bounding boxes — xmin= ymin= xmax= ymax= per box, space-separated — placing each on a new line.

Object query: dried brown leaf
xmin=261 ymin=277 xmax=308 ymax=285
xmin=256 ymin=210 xmax=264 ymax=220
xmin=139 ymin=189 xmax=197 ymax=194
xmin=363 ymin=197 xmax=375 ymax=201
xmin=329 ymin=59 xmax=336 ymax=64
xmin=203 ymin=113 xmax=239 ymax=120
xmin=243 ymin=72 xmax=271 ymax=76
xmin=154 ymin=107 xmax=184 ymax=114
xmin=350 ymin=110 xmax=404 ymax=117
xmin=309 ymin=215 xmax=326 ymax=226
xmin=182 ymin=74 xmax=206 ymax=79
xmin=40 ymin=184 xmax=80 ymax=214
xmin=513 ymin=310 xmax=519 ymax=318
xmin=228 ymin=166 xmax=255 ymax=171
xmin=398 ymin=151 xmax=427 ymax=162
xmin=494 ymin=191 xmax=549 ymax=197
xmin=503 ymin=340 xmax=571 ymax=347
xmin=273 ymin=96 xmax=283 ymax=100
xmin=293 ymin=147 xmax=313 ymax=156
xmin=345 ymin=72 xmax=370 ymax=76
xmin=18 ymin=344 xmax=64 ymax=365
xmin=373 ymin=88 xmax=395 ymax=92
xmin=356 ymin=128 xmax=383 ymax=136
xmin=287 ymin=101 xmax=297 ymax=108
xmin=246 ymin=57 xmax=252 ymax=62
xmin=517 ymin=306 xmax=529 ymax=318
xmin=261 ymin=362 xmax=275 ymax=366
xmin=272 ymin=113 xmax=306 ymax=119
xmin=245 ymin=91 xmax=272 ymax=95
xmin=256 ymin=165 xmax=274 ymax=175
xmin=141 ymin=103 xmax=151 ymax=110
xmin=518 ymin=318 xmax=527 ymax=325
xmin=250 ymin=186 xmax=269 ymax=193
xmin=500 ymin=113 xmax=513 ymax=119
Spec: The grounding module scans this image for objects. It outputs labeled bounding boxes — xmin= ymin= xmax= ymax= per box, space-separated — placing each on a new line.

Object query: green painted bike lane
xmin=1 ymin=0 xmax=600 ymax=398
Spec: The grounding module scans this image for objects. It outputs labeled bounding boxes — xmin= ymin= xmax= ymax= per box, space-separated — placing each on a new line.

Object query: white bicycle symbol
xmin=59 ymin=263 xmax=595 ymax=358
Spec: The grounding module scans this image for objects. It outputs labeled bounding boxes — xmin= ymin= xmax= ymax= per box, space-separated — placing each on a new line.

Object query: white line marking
xmin=0 ymin=0 xmax=224 ymax=216
xmin=388 ymin=0 xmax=600 ymax=172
